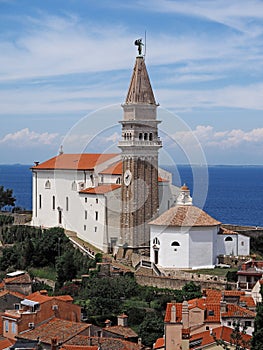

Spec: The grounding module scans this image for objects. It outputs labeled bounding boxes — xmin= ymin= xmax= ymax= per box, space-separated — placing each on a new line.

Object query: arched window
xmin=144 ymin=133 xmax=148 ymax=140
xmin=171 ymin=241 xmax=180 ymax=246
xmin=71 ymin=181 xmax=77 ymax=191
xmin=45 ymin=180 xmax=51 ymax=189
xmin=153 ymin=237 xmax=160 ymax=245
xmin=116 ymin=177 xmax=121 ymax=184
xmin=149 ymin=133 xmax=153 ymax=141
xmin=139 ymin=133 xmax=143 ymax=140
xmin=225 ymin=236 xmax=233 ymax=242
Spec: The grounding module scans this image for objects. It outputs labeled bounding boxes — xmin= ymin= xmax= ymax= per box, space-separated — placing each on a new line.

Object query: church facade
xmin=31 ymin=50 xmax=178 ymax=253
xmin=31 ymin=45 xmax=250 ymax=266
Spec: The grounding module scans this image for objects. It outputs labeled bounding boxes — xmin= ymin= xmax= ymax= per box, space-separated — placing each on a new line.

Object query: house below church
xmin=149 ymin=185 xmax=250 ymax=269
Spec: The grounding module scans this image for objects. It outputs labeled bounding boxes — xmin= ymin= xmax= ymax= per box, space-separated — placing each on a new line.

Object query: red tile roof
xmin=32 ymin=154 xmax=118 ymax=171
xmin=0 ymin=338 xmax=15 ymax=350
xmin=150 ymin=205 xmax=221 ymax=227
xmin=0 ymin=290 xmax=26 ymax=299
xmin=153 ymin=337 xmax=164 ymax=349
xmin=62 ymin=346 xmax=98 ymax=350
xmin=80 ymin=184 xmax=121 ymax=194
xmin=26 ymin=291 xmax=73 ymax=304
xmin=164 ymin=302 xmax=182 ymax=323
xmin=18 ymin=318 xmax=90 ymax=344
xmin=221 ymin=304 xmax=256 ymax=318
xmin=4 ymin=273 xmax=31 ymax=284
xmin=104 ymin=325 xmax=138 ymax=338
xmin=99 ymin=161 xmax=122 ymax=175
xmin=190 ymin=326 xmax=252 ymax=349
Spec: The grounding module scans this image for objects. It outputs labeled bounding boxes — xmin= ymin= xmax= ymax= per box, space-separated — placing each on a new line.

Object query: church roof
xmin=80 ymin=184 xmax=121 ymax=194
xmin=125 ymin=56 xmax=156 ymax=104
xmin=149 ymin=205 xmax=221 ymax=227
xmin=32 ymin=153 xmax=118 ymax=171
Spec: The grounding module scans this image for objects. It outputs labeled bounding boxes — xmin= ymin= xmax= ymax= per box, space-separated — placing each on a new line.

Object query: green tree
xmin=0 ymin=186 xmax=16 ymax=210
xmin=138 ymin=312 xmax=164 ymax=347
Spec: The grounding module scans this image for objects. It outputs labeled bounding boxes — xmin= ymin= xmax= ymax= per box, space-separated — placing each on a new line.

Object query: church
xmin=31 ymin=42 xmax=250 ymax=268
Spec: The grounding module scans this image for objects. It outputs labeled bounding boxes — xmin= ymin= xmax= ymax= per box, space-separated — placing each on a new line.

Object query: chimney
xmin=220 ymin=301 xmax=227 ymax=313
xmin=170 ymin=304 xmax=176 ymax=323
xmin=104 ymin=319 xmax=112 ymax=328
xmin=117 ymin=313 xmax=128 ymax=327
xmin=51 ymin=338 xmax=58 ymax=350
xmin=182 ymin=300 xmax=189 ymax=329
xmin=138 ymin=338 xmax=142 ymax=346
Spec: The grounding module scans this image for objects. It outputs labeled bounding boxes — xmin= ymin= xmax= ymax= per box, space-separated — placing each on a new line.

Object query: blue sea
xmin=0 ymin=164 xmax=262 ymax=227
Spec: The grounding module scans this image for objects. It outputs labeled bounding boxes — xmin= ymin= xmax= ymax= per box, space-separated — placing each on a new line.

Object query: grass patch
xmin=29 ymin=266 xmax=57 ymax=281
xmin=189 ymin=267 xmax=238 ymax=277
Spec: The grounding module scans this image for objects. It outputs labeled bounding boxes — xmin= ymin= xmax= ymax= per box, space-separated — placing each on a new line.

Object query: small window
xmin=153 ymin=237 xmax=160 ymax=245
xmin=96 ymin=198 xmax=98 ymax=204
xmin=95 ymin=226 xmax=97 ymax=232
xmin=144 ymin=133 xmax=148 ymax=140
xmin=4 ymin=320 xmax=8 ymax=332
xmin=171 ymin=241 xmax=180 ymax=247
xmin=52 ymin=196 xmax=55 ymax=210
xmin=116 ymin=177 xmax=121 ymax=184
xmin=11 ymin=322 xmax=16 ymax=334
xmin=39 ymin=194 xmax=42 ymax=209
xmin=85 ymin=210 xmax=87 ymax=220
xmin=85 ymin=198 xmax=87 ymax=203
xmin=241 ymin=241 xmax=244 ymax=246
xmin=95 ymin=211 xmax=98 ymax=221
xmin=245 ymin=321 xmax=251 ymax=327
xmin=227 ymin=321 xmax=231 ymax=326
xmin=100 ymin=175 xmax=104 ymax=183
xmin=139 ymin=133 xmax=143 ymax=140
xmin=14 ymin=304 xmax=20 ymax=310
xmin=149 ymin=133 xmax=153 ymax=141
xmin=225 ymin=236 xmax=233 ymax=242
xmin=84 ymin=225 xmax=86 ymax=231
xmin=71 ymin=181 xmax=77 ymax=191
xmin=208 ymin=310 xmax=214 ymax=316
xmin=45 ymin=180 xmax=51 ymax=189
xmin=66 ymin=197 xmax=69 ymax=211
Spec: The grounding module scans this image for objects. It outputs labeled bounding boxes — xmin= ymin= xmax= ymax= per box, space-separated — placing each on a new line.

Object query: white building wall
xmin=189 ymin=227 xmax=218 ymax=269
xmin=217 ymin=235 xmax=238 ymax=256
xmin=237 ymin=234 xmax=250 ymax=256
xmin=150 ymin=226 xmax=190 ymax=268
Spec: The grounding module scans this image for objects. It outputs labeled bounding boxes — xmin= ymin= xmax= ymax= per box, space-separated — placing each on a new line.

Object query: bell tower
xmin=118 ymin=40 xmax=162 ymax=249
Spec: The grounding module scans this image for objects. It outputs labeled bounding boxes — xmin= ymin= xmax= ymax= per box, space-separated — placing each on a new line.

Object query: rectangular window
xmin=39 ymin=194 xmax=42 ymax=209
xmin=14 ymin=304 xmax=20 ymax=310
xmin=85 ymin=198 xmax=87 ymax=203
xmin=66 ymin=197 xmax=69 ymax=211
xmin=11 ymin=322 xmax=16 ymax=334
xmin=52 ymin=196 xmax=55 ymax=210
xmin=95 ymin=226 xmax=97 ymax=232
xmin=245 ymin=321 xmax=251 ymax=327
xmin=85 ymin=210 xmax=87 ymax=220
xmin=4 ymin=320 xmax=8 ymax=333
xmin=95 ymin=211 xmax=98 ymax=221
xmin=84 ymin=225 xmax=86 ymax=231
xmin=96 ymin=198 xmax=98 ymax=204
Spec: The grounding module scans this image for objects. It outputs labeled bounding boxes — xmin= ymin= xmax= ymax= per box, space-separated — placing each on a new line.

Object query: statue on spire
xmin=134 ymin=38 xmax=144 ymax=55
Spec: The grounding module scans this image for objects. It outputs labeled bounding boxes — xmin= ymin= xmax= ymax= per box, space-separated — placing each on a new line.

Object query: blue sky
xmin=1 ymin=0 xmax=263 ymax=165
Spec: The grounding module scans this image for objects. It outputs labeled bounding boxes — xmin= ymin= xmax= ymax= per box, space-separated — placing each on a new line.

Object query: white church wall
xmin=217 ymin=235 xmax=238 ymax=256
xmin=150 ymin=225 xmax=190 ymax=268
xmin=189 ymin=227 xmax=218 ymax=269
xmin=106 ymin=188 xmax=121 ymax=252
xmin=237 ymin=234 xmax=250 ymax=256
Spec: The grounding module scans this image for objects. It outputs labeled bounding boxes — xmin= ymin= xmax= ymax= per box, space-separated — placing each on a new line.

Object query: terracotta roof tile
xmin=4 ymin=273 xmax=31 ymax=284
xmin=32 ymin=154 xmax=118 ymax=171
xmin=0 ymin=338 xmax=15 ymax=350
xmin=65 ymin=335 xmax=142 ymax=350
xmin=99 ymin=161 xmax=122 ymax=175
xmin=218 ymin=227 xmax=238 ymax=235
xmin=221 ymin=304 xmax=256 ymax=318
xmin=62 ymin=346 xmax=98 ymax=350
xmin=153 ymin=337 xmax=164 ymax=349
xmin=150 ymin=205 xmax=221 ymax=227
xmin=80 ymin=184 xmax=121 ymax=194
xmin=18 ymin=318 xmax=90 ymax=344
xmin=164 ymin=302 xmax=182 ymax=323
xmin=104 ymin=325 xmax=138 ymax=338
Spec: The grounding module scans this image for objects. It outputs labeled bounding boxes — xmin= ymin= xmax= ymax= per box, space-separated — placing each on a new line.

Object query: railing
xmin=118 ymin=140 xmax=162 ymax=147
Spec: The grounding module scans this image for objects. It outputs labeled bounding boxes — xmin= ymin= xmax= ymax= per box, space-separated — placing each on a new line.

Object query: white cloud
xmin=171 ymin=125 xmax=263 ymax=150
xmin=0 ymin=128 xmax=59 ymax=147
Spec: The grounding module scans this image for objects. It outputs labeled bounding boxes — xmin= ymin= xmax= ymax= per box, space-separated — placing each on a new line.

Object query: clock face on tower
xmin=124 ymin=169 xmax=132 ymax=186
